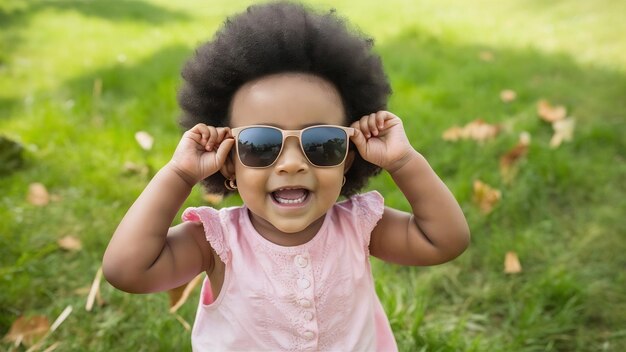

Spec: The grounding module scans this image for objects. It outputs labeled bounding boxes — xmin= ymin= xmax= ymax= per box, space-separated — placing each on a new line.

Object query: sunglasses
xmin=230 ymin=125 xmax=355 ymax=168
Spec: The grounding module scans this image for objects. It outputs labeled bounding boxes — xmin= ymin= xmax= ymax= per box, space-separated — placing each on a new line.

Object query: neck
xmin=248 ymin=210 xmax=326 ymax=247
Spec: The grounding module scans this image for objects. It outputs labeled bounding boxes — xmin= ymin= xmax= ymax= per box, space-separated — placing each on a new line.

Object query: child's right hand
xmin=167 ymin=123 xmax=234 ymax=186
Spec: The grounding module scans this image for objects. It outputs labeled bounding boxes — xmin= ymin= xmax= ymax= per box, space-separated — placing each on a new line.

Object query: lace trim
xmin=353 ymin=191 xmax=384 ymax=251
xmin=182 ymin=207 xmax=230 ymax=263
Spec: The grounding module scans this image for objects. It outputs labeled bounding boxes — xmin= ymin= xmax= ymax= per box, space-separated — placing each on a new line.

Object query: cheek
xmin=316 ymin=169 xmax=345 ymax=192
xmin=235 ymin=168 xmax=267 ymax=195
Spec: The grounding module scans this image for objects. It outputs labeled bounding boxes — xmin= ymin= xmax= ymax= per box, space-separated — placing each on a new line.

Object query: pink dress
xmin=182 ymin=191 xmax=397 ymax=351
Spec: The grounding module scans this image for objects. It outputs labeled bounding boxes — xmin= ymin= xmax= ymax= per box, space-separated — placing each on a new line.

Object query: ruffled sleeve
xmin=182 ymin=207 xmax=230 ymax=264
xmin=351 ymin=191 xmax=384 ymax=247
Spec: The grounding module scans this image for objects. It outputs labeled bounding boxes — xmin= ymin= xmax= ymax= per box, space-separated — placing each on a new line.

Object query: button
xmin=302 ymin=331 xmax=315 ymax=340
xmin=297 ymin=278 xmax=310 ymax=289
xmin=299 ymin=299 xmax=312 ymax=308
xmin=295 ymin=255 xmax=308 ymax=268
xmin=303 ymin=311 xmax=314 ymax=321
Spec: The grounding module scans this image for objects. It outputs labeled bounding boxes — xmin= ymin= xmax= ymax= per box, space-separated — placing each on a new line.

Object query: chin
xmin=274 ymin=222 xmax=311 ymax=234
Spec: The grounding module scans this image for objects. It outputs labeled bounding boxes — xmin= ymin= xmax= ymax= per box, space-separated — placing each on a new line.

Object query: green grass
xmin=1 ymin=0 xmax=625 ymax=350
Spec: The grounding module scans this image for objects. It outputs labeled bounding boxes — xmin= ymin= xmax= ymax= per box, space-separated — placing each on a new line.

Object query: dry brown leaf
xmin=500 ymin=132 xmax=531 ymax=183
xmin=550 ymin=118 xmax=575 ymax=148
xmin=479 ymin=50 xmax=494 ymax=62
xmin=465 ymin=119 xmax=500 ymax=142
xmin=504 ymin=251 xmax=522 ymax=274
xmin=122 ymin=161 xmax=149 ymax=176
xmin=500 ymin=89 xmax=517 ymax=103
xmin=537 ymin=99 xmax=566 ymax=123
xmin=441 ymin=126 xmax=464 ymax=141
xmin=203 ymin=192 xmax=224 ymax=205
xmin=135 ymin=131 xmax=154 ymax=151
xmin=442 ymin=119 xmax=500 ymax=143
xmin=57 ymin=235 xmax=82 ymax=252
xmin=473 ymin=180 xmax=501 ymax=214
xmin=27 ymin=183 xmax=49 ymax=206
xmin=169 ymin=274 xmax=203 ymax=313
xmin=23 ymin=306 xmax=72 ymax=352
xmin=3 ymin=315 xmax=50 ymax=347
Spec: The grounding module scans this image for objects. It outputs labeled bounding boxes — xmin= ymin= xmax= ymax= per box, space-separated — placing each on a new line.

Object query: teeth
xmin=275 ymin=193 xmax=307 ymax=204
xmin=273 ymin=188 xmax=308 ymax=205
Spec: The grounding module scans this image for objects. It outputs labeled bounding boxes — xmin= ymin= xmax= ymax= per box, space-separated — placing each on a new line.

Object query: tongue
xmin=273 ymin=188 xmax=307 ymax=200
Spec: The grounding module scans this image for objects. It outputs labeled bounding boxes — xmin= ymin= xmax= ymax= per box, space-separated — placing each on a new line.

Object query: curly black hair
xmin=177 ymin=1 xmax=392 ymax=197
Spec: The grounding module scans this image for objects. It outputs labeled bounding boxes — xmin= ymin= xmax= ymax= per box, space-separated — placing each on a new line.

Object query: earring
xmin=224 ymin=178 xmax=237 ymax=191
xmin=342 ymin=176 xmax=346 ymax=187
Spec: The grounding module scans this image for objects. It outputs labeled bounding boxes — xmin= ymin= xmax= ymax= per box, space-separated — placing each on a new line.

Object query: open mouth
xmin=271 ymin=188 xmax=310 ymax=205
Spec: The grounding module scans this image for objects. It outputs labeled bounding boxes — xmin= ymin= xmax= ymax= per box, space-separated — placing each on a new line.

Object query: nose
xmin=274 ymin=136 xmax=309 ymax=174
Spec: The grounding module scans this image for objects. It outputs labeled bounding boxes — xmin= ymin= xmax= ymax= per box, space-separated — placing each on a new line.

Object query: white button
xmin=303 ymin=311 xmax=314 ymax=321
xmin=297 ymin=278 xmax=310 ymax=289
xmin=302 ymin=331 xmax=315 ymax=340
xmin=299 ymin=299 xmax=312 ymax=308
xmin=295 ymin=255 xmax=309 ymax=268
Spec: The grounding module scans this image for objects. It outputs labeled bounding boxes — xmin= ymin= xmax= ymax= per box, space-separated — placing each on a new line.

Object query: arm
xmin=350 ymin=111 xmax=470 ymax=266
xmin=102 ymin=124 xmax=234 ymax=293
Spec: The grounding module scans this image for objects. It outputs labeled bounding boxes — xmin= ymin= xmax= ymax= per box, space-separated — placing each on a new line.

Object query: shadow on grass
xmin=0 ymin=0 xmax=191 ymax=69
xmin=0 ymin=0 xmax=190 ymax=28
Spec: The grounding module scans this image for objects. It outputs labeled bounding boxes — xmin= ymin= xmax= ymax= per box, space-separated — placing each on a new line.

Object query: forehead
xmin=229 ymin=73 xmax=345 ymax=129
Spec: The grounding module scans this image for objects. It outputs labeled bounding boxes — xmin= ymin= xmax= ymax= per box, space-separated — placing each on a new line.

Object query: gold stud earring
xmin=224 ymin=178 xmax=237 ymax=191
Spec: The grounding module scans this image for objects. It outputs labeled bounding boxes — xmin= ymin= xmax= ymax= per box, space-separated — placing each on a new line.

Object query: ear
xmin=220 ymin=151 xmax=236 ymax=180
xmin=343 ymin=150 xmax=356 ymax=174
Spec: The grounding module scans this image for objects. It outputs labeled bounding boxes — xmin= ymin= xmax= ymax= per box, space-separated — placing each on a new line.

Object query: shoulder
xmin=335 ymin=191 xmax=384 ymax=213
xmin=333 ymin=191 xmax=384 ymax=226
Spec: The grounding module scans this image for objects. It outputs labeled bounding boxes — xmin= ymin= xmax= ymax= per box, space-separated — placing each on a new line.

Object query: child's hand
xmin=350 ymin=111 xmax=415 ymax=173
xmin=168 ymin=124 xmax=234 ymax=186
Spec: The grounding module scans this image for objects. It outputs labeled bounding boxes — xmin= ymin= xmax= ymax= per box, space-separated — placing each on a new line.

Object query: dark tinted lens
xmin=301 ymin=127 xmax=347 ymax=166
xmin=237 ymin=127 xmax=283 ymax=167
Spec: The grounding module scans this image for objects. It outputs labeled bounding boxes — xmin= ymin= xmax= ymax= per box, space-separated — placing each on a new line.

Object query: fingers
xmin=353 ymin=111 xmax=397 ymax=138
xmin=186 ymin=124 xmax=232 ymax=152
xmin=213 ymin=138 xmax=235 ymax=167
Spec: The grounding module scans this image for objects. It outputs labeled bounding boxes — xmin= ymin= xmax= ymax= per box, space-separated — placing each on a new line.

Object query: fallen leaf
xmin=203 ymin=192 xmax=224 ymax=205
xmin=537 ymin=99 xmax=566 ymax=123
xmin=500 ymin=132 xmax=531 ymax=183
xmin=479 ymin=50 xmax=494 ymax=62
xmin=550 ymin=118 xmax=575 ymax=148
xmin=27 ymin=183 xmax=50 ymax=206
xmin=465 ymin=119 xmax=500 ymax=142
xmin=169 ymin=274 xmax=203 ymax=313
xmin=3 ymin=315 xmax=49 ymax=347
xmin=441 ymin=126 xmax=464 ymax=142
xmin=23 ymin=306 xmax=72 ymax=352
xmin=504 ymin=251 xmax=522 ymax=274
xmin=442 ymin=119 xmax=500 ymax=143
xmin=500 ymin=89 xmax=517 ymax=103
xmin=473 ymin=180 xmax=501 ymax=214
xmin=57 ymin=235 xmax=82 ymax=251
xmin=122 ymin=161 xmax=149 ymax=176
xmin=135 ymin=131 xmax=154 ymax=151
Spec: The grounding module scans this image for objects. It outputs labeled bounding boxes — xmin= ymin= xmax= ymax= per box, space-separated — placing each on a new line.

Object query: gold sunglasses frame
xmin=230 ymin=125 xmax=355 ymax=168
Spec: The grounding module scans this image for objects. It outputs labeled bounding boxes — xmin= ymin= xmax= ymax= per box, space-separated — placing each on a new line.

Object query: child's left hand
xmin=350 ymin=111 xmax=415 ymax=173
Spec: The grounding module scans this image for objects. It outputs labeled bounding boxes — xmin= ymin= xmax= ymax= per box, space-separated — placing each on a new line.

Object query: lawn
xmin=1 ymin=0 xmax=625 ymax=351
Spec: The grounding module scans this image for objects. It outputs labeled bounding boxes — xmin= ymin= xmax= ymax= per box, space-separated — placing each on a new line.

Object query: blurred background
xmin=1 ymin=0 xmax=624 ymax=350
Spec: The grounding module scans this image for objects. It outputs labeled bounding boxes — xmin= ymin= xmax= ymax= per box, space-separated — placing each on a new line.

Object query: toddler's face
xmin=229 ymin=73 xmax=351 ymax=244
